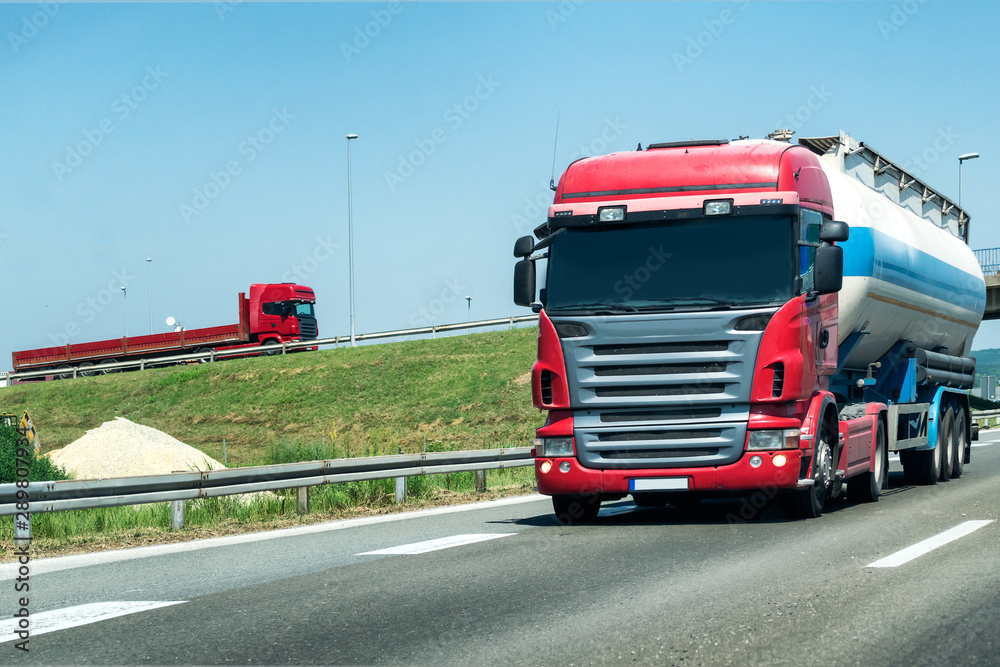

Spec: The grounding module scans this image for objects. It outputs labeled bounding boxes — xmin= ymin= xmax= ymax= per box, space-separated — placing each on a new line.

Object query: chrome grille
xmin=553 ymin=309 xmax=771 ymax=469
xmin=298 ymin=317 xmax=318 ymax=340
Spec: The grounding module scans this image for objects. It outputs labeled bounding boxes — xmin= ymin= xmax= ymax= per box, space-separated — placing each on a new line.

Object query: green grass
xmin=0 ymin=328 xmax=541 ymax=550
xmin=3 ymin=327 xmax=540 ymax=466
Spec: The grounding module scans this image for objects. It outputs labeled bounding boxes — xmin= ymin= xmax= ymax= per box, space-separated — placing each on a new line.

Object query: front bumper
xmin=535 ymin=449 xmax=805 ymax=496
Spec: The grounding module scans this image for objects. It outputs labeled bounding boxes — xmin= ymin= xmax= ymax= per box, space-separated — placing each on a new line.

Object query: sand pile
xmin=50 ymin=417 xmax=226 ymax=480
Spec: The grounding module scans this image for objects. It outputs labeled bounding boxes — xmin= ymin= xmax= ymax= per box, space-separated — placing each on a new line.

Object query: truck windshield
xmin=293 ymin=303 xmax=315 ymax=318
xmin=545 ymin=215 xmax=795 ymax=312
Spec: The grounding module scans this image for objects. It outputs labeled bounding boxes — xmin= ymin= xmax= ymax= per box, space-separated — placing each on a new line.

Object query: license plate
xmin=630 ymin=477 xmax=689 ymax=492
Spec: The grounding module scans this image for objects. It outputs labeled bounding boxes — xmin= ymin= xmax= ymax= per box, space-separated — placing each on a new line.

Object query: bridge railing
xmin=974 ymin=247 xmax=1000 ymax=275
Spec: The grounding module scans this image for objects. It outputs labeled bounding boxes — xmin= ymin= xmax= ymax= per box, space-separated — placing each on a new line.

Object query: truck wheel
xmin=54 ymin=364 xmax=74 ymax=380
xmin=261 ymin=340 xmax=282 ymax=356
xmin=789 ymin=426 xmax=833 ymax=519
xmin=78 ymin=362 xmax=97 ymax=377
xmin=195 ymin=347 xmax=213 ymax=364
xmin=910 ymin=412 xmax=946 ymax=485
xmin=552 ymin=494 xmax=600 ymax=525
xmin=848 ymin=418 xmax=887 ymax=503
xmin=951 ymin=409 xmax=967 ymax=478
xmin=939 ymin=410 xmax=955 ymax=482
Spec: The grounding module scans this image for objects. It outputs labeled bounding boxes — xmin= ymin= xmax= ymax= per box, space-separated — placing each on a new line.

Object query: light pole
xmin=465 ymin=296 xmax=472 ymax=322
xmin=146 ymin=257 xmax=152 ymax=334
xmin=121 ymin=286 xmax=128 ymax=338
xmin=347 ymin=133 xmax=358 ymax=347
xmin=959 ymin=152 xmax=979 ymax=206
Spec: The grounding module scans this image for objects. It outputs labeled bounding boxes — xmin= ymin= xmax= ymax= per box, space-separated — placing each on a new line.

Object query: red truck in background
xmin=12 ymin=283 xmax=318 ymax=379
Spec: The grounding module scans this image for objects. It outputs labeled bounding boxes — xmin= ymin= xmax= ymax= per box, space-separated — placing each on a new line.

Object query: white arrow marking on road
xmin=867 ymin=520 xmax=994 ymax=568
xmin=357 ymin=533 xmax=515 ymax=556
xmin=0 ymin=601 xmax=185 ymax=642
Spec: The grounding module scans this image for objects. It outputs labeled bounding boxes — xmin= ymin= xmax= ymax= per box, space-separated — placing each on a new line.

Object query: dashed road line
xmin=868 ymin=520 xmax=994 ymax=568
xmin=0 ymin=494 xmax=547 ymax=580
xmin=357 ymin=533 xmax=516 ymax=556
xmin=0 ymin=601 xmax=184 ymax=642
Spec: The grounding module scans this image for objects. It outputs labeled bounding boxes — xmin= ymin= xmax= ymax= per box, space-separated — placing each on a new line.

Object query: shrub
xmin=0 ymin=425 xmax=70 ymax=483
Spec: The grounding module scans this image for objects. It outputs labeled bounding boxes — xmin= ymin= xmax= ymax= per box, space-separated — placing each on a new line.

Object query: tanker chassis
xmin=513 ymin=131 xmax=985 ymax=521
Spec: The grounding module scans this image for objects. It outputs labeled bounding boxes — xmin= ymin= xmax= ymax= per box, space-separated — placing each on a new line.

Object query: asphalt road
xmin=3 ymin=432 xmax=999 ymax=666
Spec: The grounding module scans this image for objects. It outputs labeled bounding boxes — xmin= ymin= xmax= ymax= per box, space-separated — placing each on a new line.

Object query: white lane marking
xmin=357 ymin=533 xmax=515 ymax=556
xmin=0 ymin=601 xmax=184 ymax=642
xmin=972 ymin=442 xmax=996 ymax=448
xmin=868 ymin=520 xmax=994 ymax=568
xmin=0 ymin=494 xmax=548 ymax=580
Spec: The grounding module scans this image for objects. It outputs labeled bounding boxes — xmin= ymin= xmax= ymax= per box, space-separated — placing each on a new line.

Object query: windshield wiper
xmin=630 ymin=297 xmax=740 ymax=311
xmin=551 ymin=302 xmax=639 ymax=313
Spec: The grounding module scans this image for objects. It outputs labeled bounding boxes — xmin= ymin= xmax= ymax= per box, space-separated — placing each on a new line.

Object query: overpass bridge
xmin=975 ymin=248 xmax=1000 ymax=320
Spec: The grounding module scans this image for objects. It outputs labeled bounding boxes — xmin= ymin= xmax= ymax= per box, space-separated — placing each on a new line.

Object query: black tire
xmin=78 ymin=362 xmax=97 ymax=377
xmin=552 ymin=494 xmax=600 ymax=525
xmin=909 ymin=411 xmax=945 ymax=485
xmin=261 ymin=340 xmax=282 ymax=356
xmin=939 ymin=410 xmax=955 ymax=481
xmin=54 ymin=364 xmax=73 ymax=380
xmin=100 ymin=359 xmax=119 ymax=374
xmin=789 ymin=425 xmax=834 ymax=519
xmin=848 ymin=418 xmax=887 ymax=503
xmin=951 ymin=409 xmax=967 ymax=478
xmin=195 ymin=347 xmax=213 ymax=364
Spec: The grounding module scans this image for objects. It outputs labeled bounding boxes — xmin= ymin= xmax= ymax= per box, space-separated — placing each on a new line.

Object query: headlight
xmin=747 ymin=429 xmax=800 ymax=451
xmin=532 ymin=437 xmax=574 ymax=457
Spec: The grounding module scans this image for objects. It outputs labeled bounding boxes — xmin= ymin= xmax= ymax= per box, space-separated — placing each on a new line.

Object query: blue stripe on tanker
xmin=841 ymin=226 xmax=985 ymax=314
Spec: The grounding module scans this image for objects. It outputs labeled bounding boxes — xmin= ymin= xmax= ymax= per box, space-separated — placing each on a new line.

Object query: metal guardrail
xmin=971 ymin=409 xmax=1000 ymax=421
xmin=3 ymin=447 xmax=534 ymax=539
xmin=974 ymin=247 xmax=1000 ymax=276
xmin=9 ymin=314 xmax=539 ymax=381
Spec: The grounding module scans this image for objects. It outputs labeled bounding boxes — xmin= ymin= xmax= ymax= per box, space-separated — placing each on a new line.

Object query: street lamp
xmin=465 ymin=296 xmax=472 ymax=322
xmin=347 ymin=133 xmax=358 ymax=347
xmin=146 ymin=257 xmax=153 ymax=334
xmin=959 ymin=152 xmax=979 ymax=207
xmin=121 ymin=286 xmax=128 ymax=338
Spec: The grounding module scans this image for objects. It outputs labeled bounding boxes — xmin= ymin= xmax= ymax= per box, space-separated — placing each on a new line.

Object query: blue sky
xmin=2 ymin=0 xmax=999 ymax=368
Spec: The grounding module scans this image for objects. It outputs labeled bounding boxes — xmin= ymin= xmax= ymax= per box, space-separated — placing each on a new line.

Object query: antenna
xmin=549 ymin=112 xmax=560 ymax=191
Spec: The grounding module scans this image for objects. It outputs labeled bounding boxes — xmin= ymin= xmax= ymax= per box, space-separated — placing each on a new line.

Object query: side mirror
xmin=819 ymin=220 xmax=849 ymax=243
xmin=514 ymin=259 xmax=536 ymax=307
xmin=815 ymin=243 xmax=843 ymax=295
xmin=513 ymin=235 xmax=535 ymax=258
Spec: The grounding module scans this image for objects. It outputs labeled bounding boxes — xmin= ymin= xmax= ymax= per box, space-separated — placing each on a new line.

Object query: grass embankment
xmin=0 ymin=328 xmax=542 ymax=557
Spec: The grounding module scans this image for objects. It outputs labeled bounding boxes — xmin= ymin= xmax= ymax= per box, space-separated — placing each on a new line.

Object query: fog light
xmin=540 ymin=461 xmax=552 ymax=474
xmin=598 ymin=206 xmax=626 ymax=222
xmin=773 ymin=454 xmax=787 ymax=468
xmin=559 ymin=461 xmax=571 ymax=473
xmin=750 ymin=455 xmax=763 ymax=468
xmin=703 ymin=199 xmax=733 ymax=215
